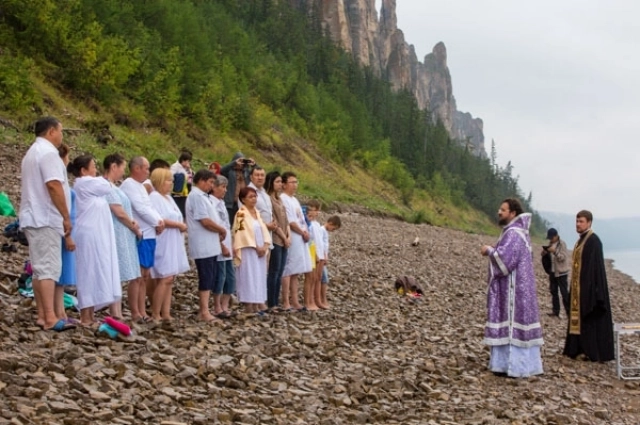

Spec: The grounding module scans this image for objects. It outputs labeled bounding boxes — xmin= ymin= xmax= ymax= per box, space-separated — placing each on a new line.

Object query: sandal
xmin=135 ymin=316 xmax=152 ymax=324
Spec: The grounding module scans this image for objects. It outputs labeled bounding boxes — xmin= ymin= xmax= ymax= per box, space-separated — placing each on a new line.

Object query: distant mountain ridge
xmin=298 ymin=0 xmax=486 ymax=157
xmin=542 ymin=211 xmax=640 ymax=251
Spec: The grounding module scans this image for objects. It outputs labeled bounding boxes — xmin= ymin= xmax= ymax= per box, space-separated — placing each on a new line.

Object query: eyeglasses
xmin=287 ymin=180 xmax=299 ymax=184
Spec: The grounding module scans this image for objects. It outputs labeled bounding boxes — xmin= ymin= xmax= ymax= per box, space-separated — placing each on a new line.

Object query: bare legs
xmin=303 ymin=271 xmax=319 ymax=311
xmin=80 ymin=307 xmax=95 ymax=326
xmin=198 ymin=291 xmax=215 ymax=321
xmin=314 ymin=260 xmax=328 ymax=309
xmin=213 ymin=293 xmax=231 ymax=316
xmin=128 ymin=268 xmax=149 ymax=321
xmin=109 ymin=299 xmax=123 ymax=320
xmin=283 ymin=274 xmax=302 ymax=310
xmin=33 ymin=278 xmax=58 ymax=329
xmin=54 ymin=285 xmax=67 ymax=320
xmin=281 ymin=275 xmax=291 ymax=309
xmin=320 ymin=283 xmax=330 ymax=309
xmin=151 ymin=276 xmax=174 ymax=321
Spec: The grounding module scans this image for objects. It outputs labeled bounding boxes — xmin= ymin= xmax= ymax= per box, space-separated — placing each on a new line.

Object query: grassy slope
xmin=2 ymin=73 xmax=499 ymax=236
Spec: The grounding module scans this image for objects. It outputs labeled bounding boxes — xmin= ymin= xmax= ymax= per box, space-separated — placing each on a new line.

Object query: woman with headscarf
xmin=233 ymin=187 xmax=271 ymax=315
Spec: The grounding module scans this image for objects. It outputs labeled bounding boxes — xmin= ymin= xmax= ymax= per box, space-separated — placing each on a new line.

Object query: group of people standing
xmin=480 ymin=198 xmax=614 ymax=378
xmin=19 ymin=117 xmax=341 ymax=330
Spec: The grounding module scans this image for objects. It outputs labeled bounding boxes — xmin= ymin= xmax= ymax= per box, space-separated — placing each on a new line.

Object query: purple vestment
xmin=484 ymin=213 xmax=543 ymax=348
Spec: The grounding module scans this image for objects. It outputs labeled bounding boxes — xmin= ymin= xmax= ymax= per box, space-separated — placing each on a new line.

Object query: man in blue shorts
xmin=120 ymin=156 xmax=165 ymax=323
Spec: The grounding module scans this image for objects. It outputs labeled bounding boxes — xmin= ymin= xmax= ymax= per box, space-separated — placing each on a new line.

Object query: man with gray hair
xmin=20 ymin=117 xmax=73 ymax=331
xmin=120 ymin=156 xmax=165 ymax=323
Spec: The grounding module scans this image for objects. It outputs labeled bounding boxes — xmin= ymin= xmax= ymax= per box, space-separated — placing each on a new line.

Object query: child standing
xmin=306 ymin=200 xmax=325 ymax=310
xmin=319 ymin=215 xmax=341 ymax=309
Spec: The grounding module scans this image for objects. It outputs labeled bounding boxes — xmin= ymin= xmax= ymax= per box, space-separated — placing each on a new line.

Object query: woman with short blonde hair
xmin=148 ymin=168 xmax=189 ymax=322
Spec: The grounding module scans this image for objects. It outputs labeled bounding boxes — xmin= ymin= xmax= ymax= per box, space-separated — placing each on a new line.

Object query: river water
xmin=606 ymin=249 xmax=640 ymax=283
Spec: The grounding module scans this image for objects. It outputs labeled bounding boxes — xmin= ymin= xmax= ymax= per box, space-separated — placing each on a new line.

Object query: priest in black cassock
xmin=563 ymin=210 xmax=614 ymax=361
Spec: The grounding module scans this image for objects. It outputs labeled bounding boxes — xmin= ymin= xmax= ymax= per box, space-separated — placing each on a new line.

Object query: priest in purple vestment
xmin=481 ymin=198 xmax=544 ymax=378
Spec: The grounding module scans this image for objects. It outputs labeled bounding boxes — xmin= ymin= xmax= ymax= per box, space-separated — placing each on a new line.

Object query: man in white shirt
xmin=120 ymin=156 xmax=165 ymax=323
xmin=186 ymin=169 xmax=227 ymax=322
xmin=247 ymin=166 xmax=276 ymax=231
xmin=19 ymin=117 xmax=72 ymax=331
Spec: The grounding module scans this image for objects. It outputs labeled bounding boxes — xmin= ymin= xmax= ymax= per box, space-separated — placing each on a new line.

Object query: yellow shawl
xmin=232 ymin=205 xmax=271 ymax=266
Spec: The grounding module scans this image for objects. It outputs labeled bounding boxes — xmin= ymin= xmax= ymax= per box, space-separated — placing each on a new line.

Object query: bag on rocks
xmin=0 ymin=192 xmax=16 ymax=217
xmin=395 ymin=276 xmax=424 ymax=296
xmin=3 ymin=220 xmax=28 ymax=246
xmin=541 ymin=248 xmax=553 ymax=275
xmin=18 ymin=260 xmax=32 ymax=291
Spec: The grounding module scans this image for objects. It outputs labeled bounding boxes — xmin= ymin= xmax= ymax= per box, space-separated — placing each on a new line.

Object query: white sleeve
xmin=121 ymin=180 xmax=162 ymax=226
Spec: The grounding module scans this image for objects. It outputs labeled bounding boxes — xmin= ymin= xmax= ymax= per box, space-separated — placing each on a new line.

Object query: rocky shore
xmin=1 ymin=141 xmax=640 ymax=424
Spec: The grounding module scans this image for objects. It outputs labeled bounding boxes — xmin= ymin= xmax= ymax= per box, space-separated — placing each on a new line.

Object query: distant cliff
xmin=299 ymin=0 xmax=485 ymax=157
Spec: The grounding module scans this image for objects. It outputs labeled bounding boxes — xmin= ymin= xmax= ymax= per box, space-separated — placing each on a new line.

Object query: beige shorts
xmin=23 ymin=227 xmax=62 ymax=281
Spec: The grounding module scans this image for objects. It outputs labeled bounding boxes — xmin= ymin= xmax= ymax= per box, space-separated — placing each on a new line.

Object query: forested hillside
xmin=0 ymin=0 xmax=546 ymax=234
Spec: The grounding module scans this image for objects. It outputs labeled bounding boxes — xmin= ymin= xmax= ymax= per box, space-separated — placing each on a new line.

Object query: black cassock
xmin=563 ymin=232 xmax=615 ymax=361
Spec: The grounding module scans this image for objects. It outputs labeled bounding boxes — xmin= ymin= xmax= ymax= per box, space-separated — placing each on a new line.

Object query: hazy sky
xmin=389 ymin=0 xmax=639 ymax=219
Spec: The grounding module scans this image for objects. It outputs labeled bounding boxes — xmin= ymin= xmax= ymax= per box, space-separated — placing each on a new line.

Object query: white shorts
xmin=23 ymin=227 xmax=62 ymax=281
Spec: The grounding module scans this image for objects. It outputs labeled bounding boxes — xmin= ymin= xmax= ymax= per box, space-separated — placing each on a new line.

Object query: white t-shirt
xmin=309 ymin=221 xmax=325 ymax=261
xmin=19 ymin=137 xmax=71 ymax=235
xmin=120 ymin=177 xmax=162 ymax=239
xmin=248 ymin=182 xmax=273 ymax=224
xmin=320 ymin=225 xmax=330 ymax=259
xmin=186 ymin=186 xmax=222 ymax=259
xmin=214 ymin=196 xmax=232 ymax=261
xmin=280 ymin=193 xmax=307 ymax=232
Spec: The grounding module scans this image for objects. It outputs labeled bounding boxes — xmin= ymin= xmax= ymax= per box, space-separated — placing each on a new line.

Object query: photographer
xmin=220 ymin=152 xmax=256 ymax=224
xmin=541 ymin=228 xmax=570 ymax=317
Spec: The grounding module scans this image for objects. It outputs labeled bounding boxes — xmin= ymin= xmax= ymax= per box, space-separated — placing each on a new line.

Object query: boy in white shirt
xmin=306 ymin=200 xmax=327 ymax=309
xmin=319 ymin=215 xmax=341 ymax=309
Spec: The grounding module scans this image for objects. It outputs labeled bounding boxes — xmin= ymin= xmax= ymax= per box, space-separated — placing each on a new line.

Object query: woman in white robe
xmin=233 ymin=187 xmax=271 ymax=314
xmin=149 ymin=168 xmax=189 ymax=322
xmin=68 ymin=155 xmax=120 ymax=326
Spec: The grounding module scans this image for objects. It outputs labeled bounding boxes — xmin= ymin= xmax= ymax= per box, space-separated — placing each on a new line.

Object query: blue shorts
xmin=215 ymin=260 xmax=236 ymax=295
xmin=195 ymin=256 xmax=218 ymax=291
xmin=137 ymin=239 xmax=156 ymax=269
xmin=321 ymin=267 xmax=329 ymax=284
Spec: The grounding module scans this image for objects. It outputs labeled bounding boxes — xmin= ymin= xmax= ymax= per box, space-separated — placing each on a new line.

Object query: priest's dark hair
xmin=502 ymin=197 xmax=524 ymax=216
xmin=576 ymin=210 xmax=593 ymax=222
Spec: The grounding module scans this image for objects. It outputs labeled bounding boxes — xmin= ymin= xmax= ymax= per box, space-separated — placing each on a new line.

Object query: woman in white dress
xmin=149 ymin=168 xmax=189 ymax=321
xmin=68 ymin=155 xmax=121 ymax=327
xmin=233 ymin=187 xmax=271 ymax=314
xmin=104 ymin=153 xmax=142 ymax=320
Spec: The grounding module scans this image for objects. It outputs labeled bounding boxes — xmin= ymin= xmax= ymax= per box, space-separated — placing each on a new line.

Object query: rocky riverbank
xmin=1 ymin=140 xmax=640 ymax=424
